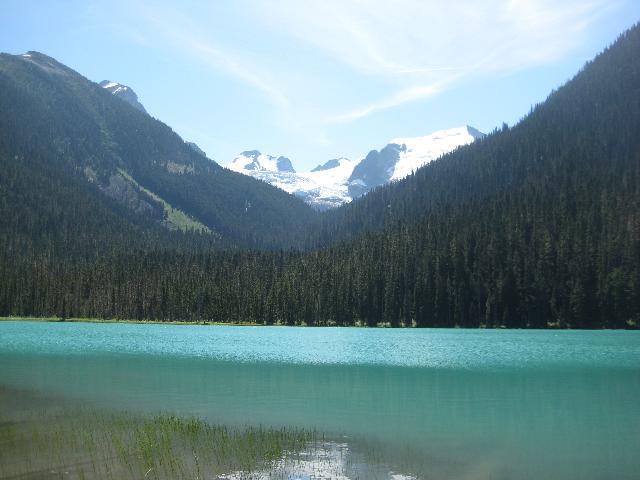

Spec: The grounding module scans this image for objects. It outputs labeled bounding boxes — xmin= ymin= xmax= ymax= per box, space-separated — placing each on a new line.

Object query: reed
xmin=0 ymin=405 xmax=314 ymax=479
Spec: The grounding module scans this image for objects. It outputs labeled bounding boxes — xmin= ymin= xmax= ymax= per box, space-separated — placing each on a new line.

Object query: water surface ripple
xmin=1 ymin=321 xmax=638 ymax=369
xmin=1 ymin=321 xmax=639 ymax=479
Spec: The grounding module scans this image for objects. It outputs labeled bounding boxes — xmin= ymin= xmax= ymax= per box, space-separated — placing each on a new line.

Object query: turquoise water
xmin=1 ymin=321 xmax=639 ymax=479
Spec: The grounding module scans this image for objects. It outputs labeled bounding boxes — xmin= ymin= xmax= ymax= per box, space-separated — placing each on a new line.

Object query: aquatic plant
xmin=0 ymin=400 xmax=314 ymax=479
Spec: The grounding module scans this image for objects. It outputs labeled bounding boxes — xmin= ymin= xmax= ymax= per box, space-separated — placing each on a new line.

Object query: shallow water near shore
xmin=1 ymin=321 xmax=639 ymax=479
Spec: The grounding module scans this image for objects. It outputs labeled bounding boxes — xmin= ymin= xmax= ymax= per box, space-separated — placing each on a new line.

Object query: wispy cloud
xmin=179 ymin=37 xmax=291 ymax=110
xmin=252 ymin=0 xmax=617 ymax=122
xmin=129 ymin=2 xmax=292 ymax=111
xmin=108 ymin=0 xmax=621 ymax=134
xmin=328 ymin=83 xmax=444 ymax=123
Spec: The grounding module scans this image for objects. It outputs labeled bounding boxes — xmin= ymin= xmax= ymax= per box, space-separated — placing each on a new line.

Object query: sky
xmin=1 ymin=1 xmax=638 ymax=171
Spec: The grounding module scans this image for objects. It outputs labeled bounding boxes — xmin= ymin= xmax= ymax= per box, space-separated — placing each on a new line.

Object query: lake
xmin=1 ymin=321 xmax=639 ymax=479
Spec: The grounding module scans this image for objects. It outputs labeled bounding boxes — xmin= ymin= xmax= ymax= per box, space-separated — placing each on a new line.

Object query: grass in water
xmin=0 ymin=392 xmax=313 ymax=479
xmin=0 ymin=387 xmax=429 ymax=479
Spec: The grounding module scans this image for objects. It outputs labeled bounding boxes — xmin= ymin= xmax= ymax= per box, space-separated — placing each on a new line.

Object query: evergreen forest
xmin=0 ymin=25 xmax=638 ymax=328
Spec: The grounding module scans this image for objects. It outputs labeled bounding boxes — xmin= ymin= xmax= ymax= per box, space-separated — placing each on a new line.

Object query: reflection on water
xmin=0 ymin=321 xmax=639 ymax=479
xmin=219 ymin=440 xmax=420 ymax=480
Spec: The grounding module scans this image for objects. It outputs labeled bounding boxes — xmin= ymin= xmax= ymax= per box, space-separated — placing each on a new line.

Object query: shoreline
xmin=0 ymin=316 xmax=411 ymax=328
xmin=0 ymin=316 xmax=260 ymax=327
xmin=0 ymin=316 xmax=636 ymax=330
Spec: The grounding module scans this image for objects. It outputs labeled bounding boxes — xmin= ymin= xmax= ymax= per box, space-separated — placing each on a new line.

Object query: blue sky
xmin=1 ymin=0 xmax=638 ymax=170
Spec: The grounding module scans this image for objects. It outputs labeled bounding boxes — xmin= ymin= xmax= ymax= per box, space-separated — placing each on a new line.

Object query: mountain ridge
xmin=99 ymin=80 xmax=147 ymax=114
xmin=226 ymin=125 xmax=483 ymax=210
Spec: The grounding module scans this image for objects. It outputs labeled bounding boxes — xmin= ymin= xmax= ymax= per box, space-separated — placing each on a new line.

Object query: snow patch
xmin=226 ymin=126 xmax=482 ymax=210
xmin=389 ymin=126 xmax=479 ymax=180
xmin=228 ymin=152 xmax=283 ymax=173
xmin=101 ymin=81 xmax=119 ymax=89
xmin=227 ymin=155 xmax=357 ymax=209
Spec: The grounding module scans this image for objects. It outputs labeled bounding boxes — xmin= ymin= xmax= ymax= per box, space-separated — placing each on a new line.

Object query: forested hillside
xmin=0 ymin=52 xmax=316 ymax=251
xmin=316 ymin=25 xmax=640 ymax=247
xmin=0 ymin=25 xmax=638 ymax=328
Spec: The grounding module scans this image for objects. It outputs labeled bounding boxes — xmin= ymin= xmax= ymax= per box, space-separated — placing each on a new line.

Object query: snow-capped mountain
xmin=348 ymin=125 xmax=483 ymax=198
xmin=101 ymin=80 xmax=210 ymax=159
xmin=100 ymin=80 xmax=147 ymax=114
xmin=228 ymin=151 xmax=357 ymax=210
xmin=228 ymin=151 xmax=295 ymax=173
xmin=226 ymin=126 xmax=484 ymax=210
xmin=389 ymin=126 xmax=484 ymax=180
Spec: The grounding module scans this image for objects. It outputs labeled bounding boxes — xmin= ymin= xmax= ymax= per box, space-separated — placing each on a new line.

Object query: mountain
xmin=99 ymin=80 xmax=147 ymax=114
xmin=185 ymin=141 xmax=207 ymax=157
xmin=101 ymin=79 xmax=210 ymax=161
xmin=298 ymin=23 xmax=640 ymax=327
xmin=228 ymin=150 xmax=296 ymax=173
xmin=0 ymin=51 xmax=316 ymax=251
xmin=60 ymin=26 xmax=640 ymax=328
xmin=228 ymin=150 xmax=357 ymax=210
xmin=1 ymin=24 xmax=638 ymax=328
xmin=347 ymin=126 xmax=483 ymax=198
xmin=226 ymin=126 xmax=482 ymax=210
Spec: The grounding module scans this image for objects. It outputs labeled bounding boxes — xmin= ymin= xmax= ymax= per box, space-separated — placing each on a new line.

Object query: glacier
xmin=226 ymin=126 xmax=484 ymax=210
